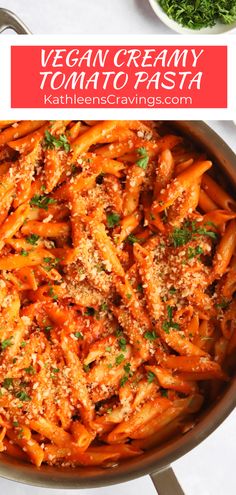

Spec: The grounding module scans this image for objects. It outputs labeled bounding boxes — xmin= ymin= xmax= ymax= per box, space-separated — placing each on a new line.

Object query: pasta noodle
xmin=0 ymin=120 xmax=235 ymax=468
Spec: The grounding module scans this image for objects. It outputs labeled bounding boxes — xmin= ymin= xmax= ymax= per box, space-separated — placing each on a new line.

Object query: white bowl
xmin=148 ymin=0 xmax=236 ymax=34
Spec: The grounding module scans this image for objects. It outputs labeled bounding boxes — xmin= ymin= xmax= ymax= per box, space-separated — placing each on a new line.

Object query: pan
xmin=0 ymin=16 xmax=235 ymax=490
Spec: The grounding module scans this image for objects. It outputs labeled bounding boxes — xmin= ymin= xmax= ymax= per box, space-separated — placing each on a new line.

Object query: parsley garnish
xmin=216 ymin=298 xmax=230 ymax=310
xmin=115 ymin=354 xmax=125 ymax=365
xmin=13 ymin=421 xmax=19 ymax=427
xmin=24 ymin=366 xmax=35 ymax=375
xmin=100 ymin=303 xmax=108 ymax=312
xmin=1 ymin=336 xmax=14 ymax=350
xmin=120 ymin=375 xmax=129 ymax=387
xmin=106 ymin=212 xmax=120 ymax=228
xmin=83 ymin=364 xmax=90 ymax=373
xmin=15 ymin=390 xmax=31 ymax=402
xmin=187 ymin=246 xmax=203 ymax=259
xmin=74 ymin=332 xmax=84 ymax=340
xmin=26 ymin=234 xmax=40 ymax=245
xmin=43 ymin=257 xmax=60 ymax=272
xmin=147 ymin=371 xmax=156 ymax=383
xmin=169 ymin=286 xmax=176 ymax=294
xmin=44 ymin=130 xmax=70 ymax=153
xmin=162 ymin=305 xmax=180 ymax=333
xmin=2 ymin=378 xmax=14 ymax=389
xmin=20 ymin=249 xmax=29 ymax=257
xmin=170 ymin=221 xmax=217 ymax=247
xmin=118 ymin=337 xmax=127 ymax=351
xmin=136 ymin=147 xmax=149 ymax=169
xmin=30 ymin=194 xmax=56 ymax=210
xmin=48 ymin=287 xmax=58 ymax=301
xmin=144 ymin=330 xmax=157 ymax=341
xmin=160 ymin=388 xmax=168 ymax=397
xmin=120 ymin=362 xmax=133 ymax=387
xmin=159 ymin=0 xmax=236 ymax=30
xmin=127 ymin=234 xmax=144 ymax=245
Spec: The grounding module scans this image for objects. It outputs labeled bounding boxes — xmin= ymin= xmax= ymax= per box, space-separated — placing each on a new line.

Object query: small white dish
xmin=148 ymin=0 xmax=236 ymax=34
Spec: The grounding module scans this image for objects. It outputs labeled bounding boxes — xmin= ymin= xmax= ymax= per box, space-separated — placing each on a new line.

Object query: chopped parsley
xmin=120 ymin=375 xmax=129 ymax=387
xmin=118 ymin=337 xmax=127 ymax=351
xmin=120 ymin=362 xmax=133 ymax=387
xmin=106 ymin=212 xmax=120 ymax=228
xmin=147 ymin=371 xmax=156 ymax=383
xmin=74 ymin=332 xmax=84 ymax=340
xmin=115 ymin=354 xmax=125 ymax=365
xmin=160 ymin=388 xmax=168 ymax=397
xmin=158 ymin=0 xmax=236 ymax=30
xmin=126 ymin=293 xmax=132 ymax=300
xmin=2 ymin=378 xmax=14 ymax=389
xmin=162 ymin=306 xmax=180 ymax=333
xmin=15 ymin=390 xmax=31 ymax=402
xmin=136 ymin=147 xmax=149 ymax=169
xmin=83 ymin=364 xmax=90 ymax=373
xmin=20 ymin=249 xmax=29 ymax=257
xmin=43 ymin=257 xmax=60 ymax=272
xmin=24 ymin=366 xmax=35 ymax=375
xmin=13 ymin=421 xmax=19 ymax=427
xmin=48 ymin=287 xmax=58 ymax=301
xmin=215 ymin=298 xmax=230 ymax=310
xmin=137 ymin=283 xmax=143 ymax=293
xmin=44 ymin=130 xmax=70 ymax=153
xmin=26 ymin=234 xmax=40 ymax=245
xmin=100 ymin=302 xmax=108 ymax=312
xmin=144 ymin=330 xmax=157 ymax=341
xmin=30 ymin=194 xmax=56 ymax=210
xmin=127 ymin=234 xmax=144 ymax=245
xmin=1 ymin=336 xmax=14 ymax=350
xmin=187 ymin=245 xmax=203 ymax=259
xmin=170 ymin=220 xmax=217 ymax=248
xmin=169 ymin=286 xmax=177 ymax=295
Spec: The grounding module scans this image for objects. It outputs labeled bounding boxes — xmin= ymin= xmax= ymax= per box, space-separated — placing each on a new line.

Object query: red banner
xmin=11 ymin=45 xmax=227 ymax=108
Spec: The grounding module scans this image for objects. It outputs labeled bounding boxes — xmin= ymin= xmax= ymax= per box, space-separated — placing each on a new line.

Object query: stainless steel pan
xmin=0 ymin=8 xmax=31 ymax=34
xmin=0 ymin=16 xmax=235 ymax=490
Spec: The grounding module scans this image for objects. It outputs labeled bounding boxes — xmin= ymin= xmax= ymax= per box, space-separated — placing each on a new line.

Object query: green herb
xmin=20 ymin=249 xmax=29 ymax=257
xmin=100 ymin=303 xmax=108 ymax=311
xmin=105 ymin=346 xmax=112 ymax=353
xmin=115 ymin=329 xmax=123 ymax=337
xmin=44 ymin=326 xmax=52 ymax=334
xmin=85 ymin=307 xmax=95 ymax=316
xmin=106 ymin=212 xmax=120 ymax=228
xmin=26 ymin=234 xmax=40 ymax=246
xmin=136 ymin=147 xmax=149 ymax=169
xmin=118 ymin=337 xmax=127 ymax=351
xmin=43 ymin=257 xmax=60 ymax=271
xmin=51 ymin=367 xmax=59 ymax=373
xmin=30 ymin=194 xmax=56 ymax=210
xmin=2 ymin=378 xmax=14 ymax=389
xmin=1 ymin=336 xmax=14 ymax=350
xmin=24 ymin=366 xmax=35 ymax=375
xmin=126 ymin=293 xmax=132 ymax=300
xmin=44 ymin=130 xmax=70 ymax=152
xmin=187 ymin=246 xmax=204 ymax=259
xmin=160 ymin=388 xmax=168 ymax=397
xmin=158 ymin=0 xmax=236 ymax=30
xmin=169 ymin=286 xmax=176 ymax=295
xmin=170 ymin=221 xmax=217 ymax=248
xmin=147 ymin=371 xmax=156 ymax=383
xmin=216 ymin=298 xmax=230 ymax=310
xmin=48 ymin=287 xmax=58 ymax=301
xmin=124 ymin=362 xmax=133 ymax=375
xmin=144 ymin=330 xmax=157 ymax=341
xmin=127 ymin=234 xmax=144 ymax=245
xmin=13 ymin=421 xmax=19 ymax=427
xmin=137 ymin=283 xmax=143 ymax=292
xmin=20 ymin=341 xmax=26 ymax=348
xmin=83 ymin=364 xmax=90 ymax=373
xmin=115 ymin=354 xmax=125 ymax=365
xmin=162 ymin=305 xmax=180 ymax=333
xmin=74 ymin=332 xmax=84 ymax=340
xmin=120 ymin=375 xmax=129 ymax=387
xmin=15 ymin=390 xmax=31 ymax=402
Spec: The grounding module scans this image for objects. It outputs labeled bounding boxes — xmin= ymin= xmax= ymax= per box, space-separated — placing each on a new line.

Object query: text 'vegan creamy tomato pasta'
xmin=0 ymin=120 xmax=235 ymax=467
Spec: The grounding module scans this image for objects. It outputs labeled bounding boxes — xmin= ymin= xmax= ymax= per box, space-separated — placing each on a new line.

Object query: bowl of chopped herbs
xmin=148 ymin=0 xmax=236 ymax=33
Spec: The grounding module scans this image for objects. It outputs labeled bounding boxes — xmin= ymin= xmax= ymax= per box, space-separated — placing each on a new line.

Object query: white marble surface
xmin=1 ymin=0 xmax=172 ymax=35
xmin=0 ymin=121 xmax=235 ymax=495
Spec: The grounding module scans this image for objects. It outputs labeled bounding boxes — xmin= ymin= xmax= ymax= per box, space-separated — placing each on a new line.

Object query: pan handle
xmin=0 ymin=8 xmax=31 ymax=34
xmin=150 ymin=466 xmax=185 ymax=495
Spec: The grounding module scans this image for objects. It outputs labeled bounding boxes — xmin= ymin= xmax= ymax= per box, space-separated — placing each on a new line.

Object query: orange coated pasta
xmin=0 ymin=120 xmax=235 ymax=468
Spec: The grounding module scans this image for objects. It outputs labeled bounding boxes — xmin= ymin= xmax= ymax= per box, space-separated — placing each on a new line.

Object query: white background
xmin=0 ymin=1 xmax=236 ymax=494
